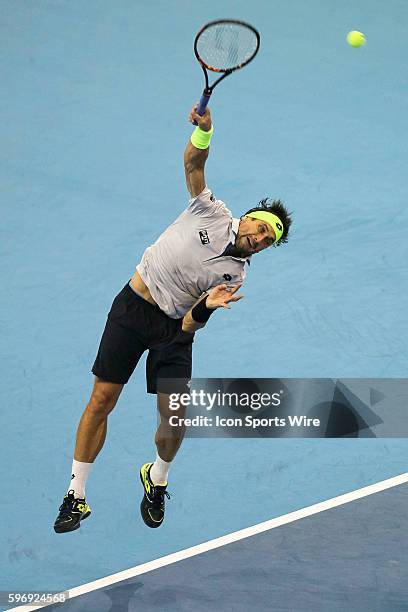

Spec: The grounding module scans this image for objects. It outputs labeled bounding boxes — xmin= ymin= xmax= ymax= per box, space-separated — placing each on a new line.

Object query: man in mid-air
xmin=54 ymin=104 xmax=292 ymax=532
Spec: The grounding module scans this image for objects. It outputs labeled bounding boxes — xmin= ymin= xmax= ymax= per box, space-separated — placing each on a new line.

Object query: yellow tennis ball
xmin=347 ymin=31 xmax=366 ymax=47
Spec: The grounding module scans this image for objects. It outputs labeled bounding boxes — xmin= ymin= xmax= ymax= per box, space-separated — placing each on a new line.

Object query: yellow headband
xmin=247 ymin=211 xmax=284 ymax=243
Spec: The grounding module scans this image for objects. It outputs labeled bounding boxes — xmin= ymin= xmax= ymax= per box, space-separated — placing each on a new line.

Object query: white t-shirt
xmin=136 ymin=187 xmax=250 ymax=319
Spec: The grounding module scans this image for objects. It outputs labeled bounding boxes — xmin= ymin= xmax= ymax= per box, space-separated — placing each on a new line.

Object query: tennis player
xmin=54 ymin=104 xmax=292 ymax=533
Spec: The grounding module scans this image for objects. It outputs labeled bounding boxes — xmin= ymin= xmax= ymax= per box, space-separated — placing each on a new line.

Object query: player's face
xmin=235 ymin=217 xmax=276 ymax=255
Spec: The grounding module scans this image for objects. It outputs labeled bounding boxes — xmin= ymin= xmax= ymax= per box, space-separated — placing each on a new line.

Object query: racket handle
xmin=193 ymin=91 xmax=212 ymax=125
xmin=197 ymin=91 xmax=211 ymax=115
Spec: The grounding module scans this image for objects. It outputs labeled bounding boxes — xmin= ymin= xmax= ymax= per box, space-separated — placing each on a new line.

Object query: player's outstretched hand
xmin=206 ymin=283 xmax=244 ymax=310
xmin=188 ymin=104 xmax=212 ymax=132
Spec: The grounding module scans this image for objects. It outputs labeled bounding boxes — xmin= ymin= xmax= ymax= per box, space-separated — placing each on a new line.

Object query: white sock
xmin=150 ymin=453 xmax=171 ymax=485
xmin=68 ymin=459 xmax=92 ymax=499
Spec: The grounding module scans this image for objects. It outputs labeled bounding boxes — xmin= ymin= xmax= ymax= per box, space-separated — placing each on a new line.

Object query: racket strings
xmin=196 ymin=24 xmax=258 ymax=71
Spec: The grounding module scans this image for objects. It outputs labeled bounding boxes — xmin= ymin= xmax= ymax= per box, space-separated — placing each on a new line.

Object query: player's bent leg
xmin=140 ymin=393 xmax=187 ymax=528
xmin=54 ymin=378 xmax=124 ymax=534
xmin=74 ymin=377 xmax=124 ymax=463
xmin=155 ymin=392 xmax=187 ymax=462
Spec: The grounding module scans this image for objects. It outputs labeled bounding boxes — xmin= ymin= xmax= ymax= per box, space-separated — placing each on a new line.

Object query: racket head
xmin=194 ymin=19 xmax=260 ymax=74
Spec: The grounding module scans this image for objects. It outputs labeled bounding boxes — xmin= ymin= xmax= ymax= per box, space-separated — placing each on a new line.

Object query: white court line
xmin=8 ymin=471 xmax=408 ymax=611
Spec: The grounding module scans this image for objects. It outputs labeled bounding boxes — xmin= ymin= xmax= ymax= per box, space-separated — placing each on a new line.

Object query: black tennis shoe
xmin=53 ymin=491 xmax=91 ymax=533
xmin=140 ymin=463 xmax=170 ymax=528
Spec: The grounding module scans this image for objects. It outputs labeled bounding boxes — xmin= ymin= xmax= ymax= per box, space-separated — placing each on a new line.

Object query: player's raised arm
xmin=184 ymin=105 xmax=213 ymax=197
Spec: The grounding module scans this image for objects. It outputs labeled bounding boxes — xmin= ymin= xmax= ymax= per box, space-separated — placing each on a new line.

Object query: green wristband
xmin=191 ymin=125 xmax=214 ymax=150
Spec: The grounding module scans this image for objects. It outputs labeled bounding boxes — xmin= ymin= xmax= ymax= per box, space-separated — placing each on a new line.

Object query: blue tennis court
xmin=1 ymin=1 xmax=408 ymax=610
xmin=7 ymin=476 xmax=408 ymax=611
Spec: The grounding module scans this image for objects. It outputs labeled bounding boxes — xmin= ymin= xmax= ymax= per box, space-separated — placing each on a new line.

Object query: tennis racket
xmin=194 ymin=19 xmax=261 ymax=118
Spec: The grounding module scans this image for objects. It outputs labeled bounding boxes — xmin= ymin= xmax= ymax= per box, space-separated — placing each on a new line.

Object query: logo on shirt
xmin=199 ymin=230 xmax=210 ymax=245
xmin=223 ymin=274 xmax=232 ymax=281
xmin=210 ymin=193 xmax=216 ymax=202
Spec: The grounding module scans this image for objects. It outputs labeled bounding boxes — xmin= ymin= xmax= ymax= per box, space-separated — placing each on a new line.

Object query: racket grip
xmin=193 ymin=91 xmax=211 ymax=125
xmin=197 ymin=92 xmax=211 ymax=116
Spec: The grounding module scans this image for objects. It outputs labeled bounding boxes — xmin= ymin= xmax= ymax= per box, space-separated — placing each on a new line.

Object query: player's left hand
xmin=206 ymin=283 xmax=244 ymax=309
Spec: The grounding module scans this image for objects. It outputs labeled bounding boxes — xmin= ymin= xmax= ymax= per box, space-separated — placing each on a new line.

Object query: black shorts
xmin=92 ymin=282 xmax=194 ymax=393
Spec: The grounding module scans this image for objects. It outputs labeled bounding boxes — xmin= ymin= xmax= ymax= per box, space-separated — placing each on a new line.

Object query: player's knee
xmin=88 ymin=384 xmax=120 ymax=416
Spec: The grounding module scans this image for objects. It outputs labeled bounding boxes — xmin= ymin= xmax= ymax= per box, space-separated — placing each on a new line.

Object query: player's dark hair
xmin=244 ymin=198 xmax=292 ymax=246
